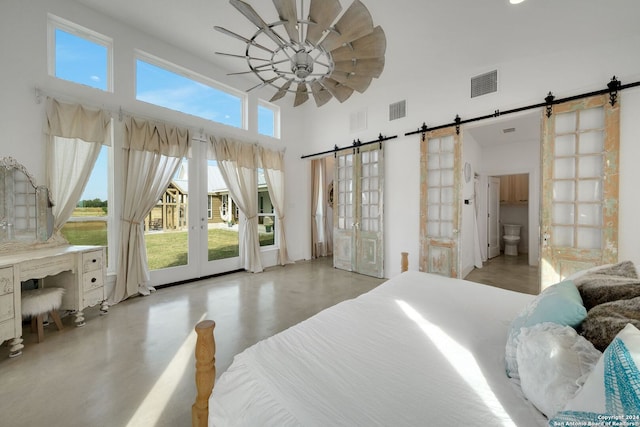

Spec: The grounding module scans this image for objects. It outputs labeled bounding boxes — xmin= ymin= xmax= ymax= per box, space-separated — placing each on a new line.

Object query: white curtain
xmin=208 ymin=137 xmax=262 ymax=273
xmin=311 ymin=159 xmax=329 ymax=258
xmin=259 ymin=147 xmax=291 ymax=265
xmin=45 ymin=98 xmax=111 ymax=239
xmin=111 ymin=117 xmax=190 ymax=304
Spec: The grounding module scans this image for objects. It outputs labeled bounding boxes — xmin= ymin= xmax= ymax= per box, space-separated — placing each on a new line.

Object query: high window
xmin=136 ymin=53 xmax=245 ymax=129
xmin=48 ymin=15 xmax=112 ymax=91
xmin=258 ymin=100 xmax=280 ymax=138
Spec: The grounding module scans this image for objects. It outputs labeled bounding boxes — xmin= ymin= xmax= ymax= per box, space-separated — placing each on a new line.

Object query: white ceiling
xmin=70 ymin=0 xmax=640 ymax=146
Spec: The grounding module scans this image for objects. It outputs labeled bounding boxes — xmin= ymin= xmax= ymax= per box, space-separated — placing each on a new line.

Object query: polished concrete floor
xmin=0 ymin=255 xmax=536 ymax=427
xmin=0 ymin=257 xmax=384 ymax=427
xmin=465 ymin=252 xmax=540 ymax=295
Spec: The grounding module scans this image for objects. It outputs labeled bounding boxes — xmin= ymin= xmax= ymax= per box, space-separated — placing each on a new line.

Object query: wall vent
xmin=350 ymin=109 xmax=368 ymax=133
xmin=389 ymin=100 xmax=407 ymax=121
xmin=471 ymin=70 xmax=498 ymax=98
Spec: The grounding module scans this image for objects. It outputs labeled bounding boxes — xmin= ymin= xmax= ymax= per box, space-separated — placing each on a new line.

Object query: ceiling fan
xmin=215 ymin=0 xmax=386 ymax=107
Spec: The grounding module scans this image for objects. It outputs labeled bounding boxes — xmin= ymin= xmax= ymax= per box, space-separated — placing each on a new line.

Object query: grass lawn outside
xmin=61 ymin=220 xmax=274 ymax=271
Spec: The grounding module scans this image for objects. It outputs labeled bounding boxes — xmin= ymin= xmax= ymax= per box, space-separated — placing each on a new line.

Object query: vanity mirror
xmin=0 ymin=157 xmax=52 ymax=247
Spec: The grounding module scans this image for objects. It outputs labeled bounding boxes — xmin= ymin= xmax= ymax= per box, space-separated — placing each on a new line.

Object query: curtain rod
xmin=405 ymin=77 xmax=640 ymax=138
xmin=300 ymin=134 xmax=398 ymax=159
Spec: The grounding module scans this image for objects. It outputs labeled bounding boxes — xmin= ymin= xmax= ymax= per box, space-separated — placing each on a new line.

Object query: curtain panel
xmin=111 ymin=117 xmax=190 ymax=304
xmin=208 ymin=136 xmax=263 ymax=273
xmin=259 ymin=147 xmax=291 ymax=265
xmin=45 ymin=98 xmax=111 ymax=239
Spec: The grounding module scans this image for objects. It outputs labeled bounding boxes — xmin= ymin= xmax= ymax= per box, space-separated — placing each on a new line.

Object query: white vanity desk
xmin=0 ymin=245 xmax=108 ymax=357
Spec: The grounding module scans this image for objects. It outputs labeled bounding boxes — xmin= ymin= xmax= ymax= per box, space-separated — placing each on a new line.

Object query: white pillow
xmin=550 ymin=323 xmax=640 ymax=425
xmin=516 ymin=323 xmax=601 ymax=419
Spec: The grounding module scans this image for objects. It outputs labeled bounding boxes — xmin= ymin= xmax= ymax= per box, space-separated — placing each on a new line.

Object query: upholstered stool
xmin=21 ymin=288 xmax=65 ymax=343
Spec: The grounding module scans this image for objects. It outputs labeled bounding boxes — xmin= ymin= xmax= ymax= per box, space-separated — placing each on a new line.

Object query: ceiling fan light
xmin=509 ymin=0 xmax=526 ymax=4
xmin=292 ymin=51 xmax=314 ymax=79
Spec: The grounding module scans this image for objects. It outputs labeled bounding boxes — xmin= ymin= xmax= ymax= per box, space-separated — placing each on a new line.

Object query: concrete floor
xmin=0 ymin=257 xmax=384 ymax=427
xmin=465 ymin=252 xmax=540 ymax=295
xmin=0 ymin=255 xmax=535 ymax=427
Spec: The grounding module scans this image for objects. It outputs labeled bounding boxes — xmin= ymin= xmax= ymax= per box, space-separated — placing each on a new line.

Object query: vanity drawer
xmin=83 ymin=272 xmax=104 ymax=292
xmin=83 ymin=287 xmax=104 ymax=308
xmin=0 ymin=267 xmax=13 ymax=296
xmin=0 ymin=293 xmax=15 ymax=323
xmin=20 ymin=254 xmax=74 ymax=280
xmin=82 ymin=250 xmax=104 ymax=273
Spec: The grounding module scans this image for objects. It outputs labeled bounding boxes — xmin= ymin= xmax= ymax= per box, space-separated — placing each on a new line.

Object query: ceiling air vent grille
xmin=350 ymin=109 xmax=368 ymax=133
xmin=471 ymin=70 xmax=498 ymax=98
xmin=389 ymin=100 xmax=407 ymax=121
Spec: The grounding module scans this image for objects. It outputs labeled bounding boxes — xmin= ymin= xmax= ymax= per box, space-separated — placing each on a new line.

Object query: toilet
xmin=503 ymin=224 xmax=521 ymax=256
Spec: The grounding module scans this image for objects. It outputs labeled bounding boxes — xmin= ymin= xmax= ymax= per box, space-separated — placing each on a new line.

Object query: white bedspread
xmin=210 ymin=271 xmax=548 ymax=426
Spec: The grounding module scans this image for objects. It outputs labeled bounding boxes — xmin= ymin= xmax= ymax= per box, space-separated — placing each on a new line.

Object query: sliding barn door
xmin=540 ymin=94 xmax=620 ymax=288
xmin=333 ymin=144 xmax=384 ymax=278
xmin=419 ymin=128 xmax=462 ymax=277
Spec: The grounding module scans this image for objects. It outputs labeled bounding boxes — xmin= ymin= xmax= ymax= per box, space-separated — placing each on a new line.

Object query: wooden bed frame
xmin=192 ymin=320 xmax=216 ymax=427
xmin=191 ymin=253 xmax=410 ymax=426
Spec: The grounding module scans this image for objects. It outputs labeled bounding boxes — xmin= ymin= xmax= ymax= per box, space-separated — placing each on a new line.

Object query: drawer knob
xmin=91 ymin=277 xmax=97 ymax=283
xmin=92 ymin=259 xmax=97 ymax=263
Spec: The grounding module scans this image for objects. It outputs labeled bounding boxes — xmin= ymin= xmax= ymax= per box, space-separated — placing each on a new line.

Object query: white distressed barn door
xmin=419 ymin=128 xmax=462 ymax=277
xmin=333 ymin=144 xmax=384 ymax=278
xmin=540 ymin=94 xmax=620 ymax=288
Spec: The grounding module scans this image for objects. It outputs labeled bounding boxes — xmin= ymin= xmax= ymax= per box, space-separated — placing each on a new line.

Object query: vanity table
xmin=0 ymin=157 xmax=107 ymax=357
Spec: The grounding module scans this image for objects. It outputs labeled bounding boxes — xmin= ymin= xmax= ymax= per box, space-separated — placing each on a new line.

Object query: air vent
xmin=350 ymin=109 xmax=368 ymax=133
xmin=471 ymin=70 xmax=498 ymax=98
xmin=389 ymin=100 xmax=407 ymax=121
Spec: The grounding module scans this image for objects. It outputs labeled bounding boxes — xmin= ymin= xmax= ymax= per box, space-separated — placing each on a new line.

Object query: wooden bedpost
xmin=401 ymin=252 xmax=409 ymax=273
xmin=193 ymin=320 xmax=216 ymax=427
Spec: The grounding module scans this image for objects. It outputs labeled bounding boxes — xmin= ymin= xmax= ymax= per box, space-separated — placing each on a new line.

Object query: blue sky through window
xmin=55 ymin=29 xmax=107 ymax=90
xmin=258 ymin=104 xmax=275 ymax=137
xmin=136 ymin=59 xmax=242 ymax=128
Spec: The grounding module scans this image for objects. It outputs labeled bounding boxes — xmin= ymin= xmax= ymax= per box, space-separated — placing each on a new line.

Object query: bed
xmin=192 ymin=271 xmax=549 ymax=426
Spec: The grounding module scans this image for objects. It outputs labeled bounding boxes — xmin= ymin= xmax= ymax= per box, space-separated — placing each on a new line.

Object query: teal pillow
xmin=505 ymin=280 xmax=588 ymax=379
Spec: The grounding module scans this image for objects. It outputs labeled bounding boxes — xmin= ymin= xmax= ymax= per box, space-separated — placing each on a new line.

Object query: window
xmin=136 ymin=53 xmax=245 ymax=128
xmin=258 ymin=100 xmax=280 ymax=138
xmin=257 ymin=169 xmax=275 ymax=247
xmin=48 ymin=15 xmax=112 ymax=91
xmin=61 ymin=145 xmax=112 ymax=266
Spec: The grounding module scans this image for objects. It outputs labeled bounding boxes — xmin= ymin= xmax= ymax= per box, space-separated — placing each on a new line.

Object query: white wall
xmin=461 ymin=133 xmax=482 ymax=277
xmin=300 ymin=33 xmax=640 ymax=279
xmin=0 ymin=0 xmax=308 ymax=289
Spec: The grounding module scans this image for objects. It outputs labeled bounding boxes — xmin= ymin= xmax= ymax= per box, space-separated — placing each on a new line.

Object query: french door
xmin=419 ymin=127 xmax=462 ymax=277
xmin=148 ymin=143 xmax=241 ymax=286
xmin=333 ymin=144 xmax=384 ymax=278
xmin=540 ymin=94 xmax=620 ymax=288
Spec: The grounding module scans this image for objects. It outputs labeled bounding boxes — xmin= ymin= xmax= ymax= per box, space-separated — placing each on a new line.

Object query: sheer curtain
xmin=45 ymin=98 xmax=111 ymax=240
xmin=111 ymin=117 xmax=190 ymax=304
xmin=259 ymin=146 xmax=291 ymax=265
xmin=208 ymin=136 xmax=262 ymax=273
xmin=311 ymin=158 xmax=329 ymax=258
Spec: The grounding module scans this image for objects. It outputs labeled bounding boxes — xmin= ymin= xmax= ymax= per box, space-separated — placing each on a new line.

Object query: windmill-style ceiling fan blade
xmin=294 ymin=83 xmax=309 ymax=107
xmin=230 ymin=0 xmax=286 ymax=48
xmin=321 ymin=78 xmax=354 ymax=103
xmin=247 ymin=76 xmax=279 ymax=92
xmin=214 ymin=26 xmax=274 ymax=53
xmin=310 ymin=80 xmax=333 ymax=107
xmin=306 ymin=0 xmax=342 ymax=46
xmin=321 ymin=0 xmax=374 ymax=52
xmin=273 ymin=0 xmax=299 ymax=43
xmin=329 ymin=72 xmax=372 ymax=93
xmin=330 ymin=26 xmax=386 ymax=62
xmin=333 ymin=58 xmax=385 ymax=78
xmin=270 ymin=79 xmax=293 ymax=102
xmin=215 ymin=52 xmax=270 ymax=62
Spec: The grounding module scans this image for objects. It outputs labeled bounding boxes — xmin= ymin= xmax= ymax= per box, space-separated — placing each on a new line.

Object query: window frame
xmin=257 ymin=99 xmax=280 ymax=139
xmin=47 ymin=14 xmax=114 ymax=92
xmin=135 ymin=51 xmax=247 ymax=130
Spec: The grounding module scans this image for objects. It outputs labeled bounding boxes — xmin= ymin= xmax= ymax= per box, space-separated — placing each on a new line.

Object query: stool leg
xmin=36 ymin=314 xmax=44 ymax=343
xmin=31 ymin=316 xmax=37 ymax=333
xmin=50 ymin=310 xmax=64 ymax=331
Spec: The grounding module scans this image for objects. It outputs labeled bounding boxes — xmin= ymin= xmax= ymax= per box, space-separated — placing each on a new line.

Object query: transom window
xmin=48 ymin=15 xmax=112 ymax=91
xmin=136 ymin=53 xmax=245 ymax=129
xmin=258 ymin=100 xmax=280 ymax=138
